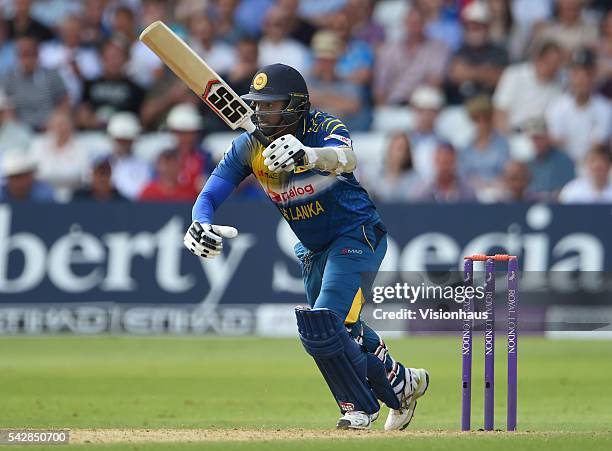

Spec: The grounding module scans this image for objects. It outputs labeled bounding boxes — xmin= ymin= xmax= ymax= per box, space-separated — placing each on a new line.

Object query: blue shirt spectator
xmin=0 ymin=149 xmax=54 ymax=202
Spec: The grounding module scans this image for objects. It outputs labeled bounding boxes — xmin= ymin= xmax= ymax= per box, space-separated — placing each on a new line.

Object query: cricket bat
xmin=139 ymin=20 xmax=268 ymax=145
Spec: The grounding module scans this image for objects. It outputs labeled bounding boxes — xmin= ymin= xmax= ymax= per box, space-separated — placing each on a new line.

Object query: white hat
xmin=1 ymin=149 xmax=37 ymax=177
xmin=462 ymin=1 xmax=491 ymax=23
xmin=107 ymin=112 xmax=141 ymax=140
xmin=166 ymin=103 xmax=203 ymax=132
xmin=410 ymin=85 xmax=444 ymax=110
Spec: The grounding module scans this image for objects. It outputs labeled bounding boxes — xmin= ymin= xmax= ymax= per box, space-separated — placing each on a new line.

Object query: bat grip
xmin=252 ymin=128 xmax=270 ymax=147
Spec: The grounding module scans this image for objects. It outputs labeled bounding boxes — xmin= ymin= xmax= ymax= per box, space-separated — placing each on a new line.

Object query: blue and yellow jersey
xmin=211 ymin=110 xmax=381 ymax=251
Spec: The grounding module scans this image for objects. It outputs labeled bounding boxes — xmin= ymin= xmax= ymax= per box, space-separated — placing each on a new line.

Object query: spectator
xmin=166 ymin=103 xmax=213 ymax=193
xmin=488 ymin=0 xmax=515 ymax=49
xmin=258 ymin=7 xmax=309 ymax=74
xmin=0 ymin=148 xmax=54 ymax=202
xmin=235 ymin=0 xmax=275 ymax=37
xmin=416 ymin=0 xmax=463 ymax=51
xmin=106 ymin=112 xmax=151 ymax=200
xmin=39 ymin=15 xmax=103 ymax=105
xmin=5 ymin=0 xmax=54 ymax=42
xmin=495 ymin=160 xmax=535 ymax=202
xmin=524 ymin=117 xmax=575 ymax=199
xmin=1 ymin=36 xmax=69 ymax=131
xmin=77 ymin=37 xmax=145 ymax=130
xmin=188 ymin=15 xmax=236 ymax=76
xmin=0 ymin=20 xmax=17 ymax=77
xmin=224 ymin=37 xmax=260 ymax=97
xmin=308 ymin=31 xmax=368 ymax=131
xmin=209 ymin=0 xmax=246 ymax=45
xmin=0 ymin=90 xmax=32 ymax=152
xmin=140 ymin=67 xmax=191 ymax=131
xmin=559 ymin=144 xmax=612 ymax=203
xmin=367 ymin=132 xmax=422 ymax=202
xmin=460 ymin=95 xmax=510 ymax=189
xmin=328 ymin=10 xmax=374 ymax=88
xmin=277 ymin=0 xmax=317 ymax=47
xmin=81 ymin=0 xmax=111 ymax=47
xmin=409 ymin=85 xmax=444 ymax=182
xmin=597 ymin=10 xmax=612 ymax=99
xmin=140 ymin=149 xmax=198 ymax=202
xmin=73 ymin=155 xmax=127 ymax=202
xmin=344 ymin=0 xmax=385 ymax=49
xmin=30 ymin=110 xmax=88 ymax=199
xmin=419 ymin=142 xmax=476 ymax=202
xmin=445 ymin=1 xmax=509 ymax=105
xmin=374 ymin=7 xmax=449 ymax=105
xmin=535 ymin=0 xmax=599 ymax=57
xmin=546 ymin=48 xmax=612 ymax=162
xmin=113 ymin=6 xmax=163 ymax=89
xmin=493 ymin=41 xmax=563 ymax=133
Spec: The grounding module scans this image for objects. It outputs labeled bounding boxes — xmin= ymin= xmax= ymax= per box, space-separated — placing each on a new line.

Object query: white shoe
xmin=384 ymin=368 xmax=429 ymax=431
xmin=336 ymin=410 xmax=379 ymax=430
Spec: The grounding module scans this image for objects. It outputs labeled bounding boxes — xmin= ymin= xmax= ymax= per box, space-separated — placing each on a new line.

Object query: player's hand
xmin=183 ymin=221 xmax=238 ymax=259
xmin=262 ymin=134 xmax=307 ymax=173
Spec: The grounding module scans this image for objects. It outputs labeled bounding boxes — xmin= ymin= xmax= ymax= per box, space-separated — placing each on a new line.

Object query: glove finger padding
xmin=184 ymin=221 xmax=238 ymax=259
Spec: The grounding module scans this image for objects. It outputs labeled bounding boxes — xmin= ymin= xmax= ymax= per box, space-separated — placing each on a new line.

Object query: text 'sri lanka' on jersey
xmin=212 ymin=110 xmax=381 ymax=252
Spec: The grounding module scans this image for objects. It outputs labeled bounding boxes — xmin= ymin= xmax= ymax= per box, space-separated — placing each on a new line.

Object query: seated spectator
xmin=166 ymin=103 xmax=213 ymax=193
xmin=73 ymin=155 xmax=127 ymax=202
xmin=277 ymin=0 xmax=317 ymax=47
xmin=559 ymin=144 xmax=612 ymax=204
xmin=510 ymin=0 xmax=554 ymax=61
xmin=30 ymin=110 xmax=88 ymax=200
xmin=140 ymin=67 xmax=191 ymax=131
xmin=597 ymin=10 xmax=612 ymax=99
xmin=188 ymin=15 xmax=236 ymax=76
xmin=495 ymin=160 xmax=536 ymax=202
xmin=209 ymin=0 xmax=248 ymax=45
xmin=0 ymin=148 xmax=54 ymax=202
xmin=493 ymin=41 xmax=563 ymax=133
xmin=223 ymin=37 xmax=260 ymax=98
xmin=0 ymin=90 xmax=32 ymax=152
xmin=6 ymin=0 xmax=54 ymax=42
xmin=546 ymin=48 xmax=612 ymax=162
xmin=409 ymin=85 xmax=445 ymax=182
xmin=258 ymin=7 xmax=310 ymax=74
xmin=77 ymin=37 xmax=145 ymax=130
xmin=419 ymin=142 xmax=476 ymax=202
xmin=140 ymin=149 xmax=198 ymax=202
xmin=1 ymin=36 xmax=68 ymax=132
xmin=488 ymin=0 xmax=515 ymax=50
xmin=524 ymin=117 xmax=575 ymax=200
xmin=445 ymin=1 xmax=509 ymax=105
xmin=367 ymin=132 xmax=422 ymax=202
xmin=235 ymin=0 xmax=276 ymax=37
xmin=416 ymin=0 xmax=463 ymax=51
xmin=374 ymin=7 xmax=450 ymax=105
xmin=81 ymin=0 xmax=111 ymax=47
xmin=39 ymin=15 xmax=103 ymax=105
xmin=535 ymin=0 xmax=599 ymax=57
xmin=0 ymin=20 xmax=17 ymax=77
xmin=460 ymin=95 xmax=510 ymax=190
xmin=343 ymin=0 xmax=385 ymax=49
xmin=106 ymin=112 xmax=151 ymax=200
xmin=308 ymin=31 xmax=369 ymax=131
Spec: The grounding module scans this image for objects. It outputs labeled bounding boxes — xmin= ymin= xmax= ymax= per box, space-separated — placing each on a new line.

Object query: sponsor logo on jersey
xmin=257 ymin=169 xmax=279 ymax=179
xmin=280 ymin=201 xmax=325 ymax=221
xmin=268 ymin=184 xmax=314 ymax=203
xmin=324 ymin=134 xmax=352 ymax=147
xmin=341 ymin=248 xmax=363 ymax=255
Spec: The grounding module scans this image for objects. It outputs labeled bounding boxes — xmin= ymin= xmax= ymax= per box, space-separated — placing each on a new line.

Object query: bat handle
xmin=252 ymin=128 xmax=269 ymax=147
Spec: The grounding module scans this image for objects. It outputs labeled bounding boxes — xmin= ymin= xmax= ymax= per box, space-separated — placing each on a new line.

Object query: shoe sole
xmin=399 ymin=369 xmax=430 ymax=431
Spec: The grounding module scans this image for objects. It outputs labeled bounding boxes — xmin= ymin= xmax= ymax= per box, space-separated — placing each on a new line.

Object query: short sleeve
xmin=493 ymin=66 xmax=515 ymax=110
xmin=318 ymin=117 xmax=353 ymax=148
xmin=211 ymin=133 xmax=254 ymax=185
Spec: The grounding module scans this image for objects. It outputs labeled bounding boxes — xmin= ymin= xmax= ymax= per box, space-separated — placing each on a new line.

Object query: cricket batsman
xmin=184 ymin=63 xmax=429 ymax=430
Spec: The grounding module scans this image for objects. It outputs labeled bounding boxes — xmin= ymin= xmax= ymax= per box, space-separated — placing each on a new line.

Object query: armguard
xmin=304 ymin=146 xmax=357 ymax=174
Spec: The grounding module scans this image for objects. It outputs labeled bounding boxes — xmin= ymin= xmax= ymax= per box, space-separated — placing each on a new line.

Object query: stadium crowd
xmin=0 ymin=0 xmax=611 ymax=204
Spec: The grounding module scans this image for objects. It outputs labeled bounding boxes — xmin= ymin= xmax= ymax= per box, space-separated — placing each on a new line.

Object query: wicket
xmin=461 ymin=254 xmax=519 ymax=431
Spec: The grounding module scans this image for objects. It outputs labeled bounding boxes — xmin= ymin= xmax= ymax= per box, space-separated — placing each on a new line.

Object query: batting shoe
xmin=336 ymin=410 xmax=379 ymax=430
xmin=384 ymin=368 xmax=430 ymax=431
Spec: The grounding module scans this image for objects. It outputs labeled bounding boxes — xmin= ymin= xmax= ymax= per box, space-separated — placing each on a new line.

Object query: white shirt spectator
xmin=546 ymin=94 xmax=612 ymax=162
xmin=493 ymin=62 xmax=562 ymax=131
xmin=111 ymin=154 xmax=151 ymax=200
xmin=559 ymin=177 xmax=612 ymax=204
xmin=126 ymin=41 xmax=164 ymax=89
xmin=258 ymin=38 xmax=309 ymax=75
xmin=39 ymin=41 xmax=102 ymax=104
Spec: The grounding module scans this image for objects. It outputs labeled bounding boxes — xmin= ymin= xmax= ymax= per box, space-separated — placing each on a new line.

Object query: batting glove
xmin=184 ymin=221 xmax=238 ymax=259
xmin=262 ymin=134 xmax=307 ymax=173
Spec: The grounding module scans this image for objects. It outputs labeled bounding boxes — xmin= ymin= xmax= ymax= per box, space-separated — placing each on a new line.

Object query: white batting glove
xmin=183 ymin=221 xmax=238 ymax=259
xmin=262 ymin=134 xmax=308 ymax=173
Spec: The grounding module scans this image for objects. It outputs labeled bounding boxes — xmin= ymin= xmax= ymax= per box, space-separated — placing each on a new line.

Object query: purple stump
xmin=507 ymin=257 xmax=519 ymax=431
xmin=461 ymin=258 xmax=474 ymax=431
xmin=484 ymin=258 xmax=495 ymax=431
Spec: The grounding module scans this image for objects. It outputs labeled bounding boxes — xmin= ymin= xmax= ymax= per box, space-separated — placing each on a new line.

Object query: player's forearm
xmin=192 ymin=175 xmax=236 ymax=223
xmin=304 ymin=146 xmax=357 ymax=174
